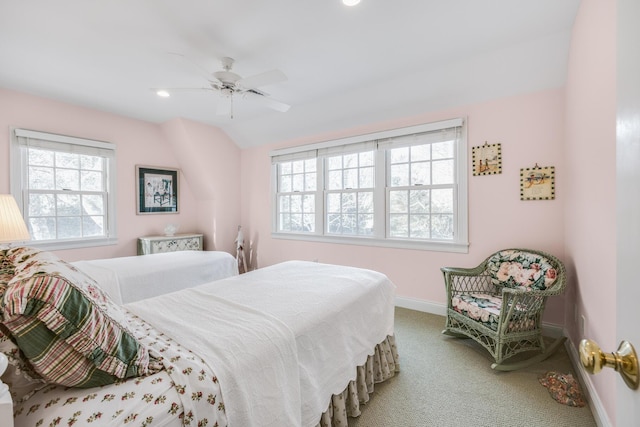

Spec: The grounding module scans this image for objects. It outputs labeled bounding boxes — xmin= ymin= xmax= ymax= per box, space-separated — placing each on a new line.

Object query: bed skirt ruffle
xmin=315 ymin=335 xmax=399 ymax=427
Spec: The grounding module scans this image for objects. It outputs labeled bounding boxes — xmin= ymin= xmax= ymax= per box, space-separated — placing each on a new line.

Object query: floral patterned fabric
xmin=487 ymin=249 xmax=558 ymax=291
xmin=451 ymin=293 xmax=534 ymax=331
xmin=13 ymin=310 xmax=228 ymax=427
xmin=317 ymin=335 xmax=399 ymax=427
xmin=451 ymin=293 xmax=502 ymax=331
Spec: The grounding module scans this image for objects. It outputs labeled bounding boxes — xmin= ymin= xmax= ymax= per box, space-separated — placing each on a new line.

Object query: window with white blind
xmin=10 ymin=128 xmax=117 ymax=250
xmin=271 ymin=118 xmax=468 ymax=252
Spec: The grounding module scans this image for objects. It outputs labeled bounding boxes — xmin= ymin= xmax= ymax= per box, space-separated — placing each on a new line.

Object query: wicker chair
xmin=441 ymin=248 xmax=566 ymax=371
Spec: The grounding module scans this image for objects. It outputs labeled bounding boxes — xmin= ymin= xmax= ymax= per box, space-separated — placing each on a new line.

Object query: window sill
xmin=271 ymin=232 xmax=469 ymax=253
xmin=14 ymin=237 xmax=118 ymax=251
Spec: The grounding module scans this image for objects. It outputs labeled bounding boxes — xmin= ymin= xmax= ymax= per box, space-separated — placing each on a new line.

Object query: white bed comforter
xmin=73 ymin=251 xmax=238 ymax=304
xmin=127 ymin=287 xmax=302 ymax=427
xmin=127 ymin=260 xmax=396 ymax=427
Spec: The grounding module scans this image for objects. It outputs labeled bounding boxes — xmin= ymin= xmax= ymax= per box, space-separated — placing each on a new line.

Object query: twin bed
xmin=1 ymin=247 xmax=399 ymax=427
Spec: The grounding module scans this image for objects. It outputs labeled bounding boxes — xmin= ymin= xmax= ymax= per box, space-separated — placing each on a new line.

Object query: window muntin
xmin=25 ymin=148 xmax=108 ymax=241
xmin=325 ymin=151 xmax=374 ymax=236
xmin=271 ymin=119 xmax=467 ymax=252
xmin=276 ymin=159 xmax=317 ymax=233
xmin=11 ymin=128 xmax=117 ymax=249
xmin=387 ymin=140 xmax=455 ymax=240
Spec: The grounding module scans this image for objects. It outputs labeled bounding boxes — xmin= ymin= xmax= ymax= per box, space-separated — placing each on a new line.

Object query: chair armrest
xmin=441 ymin=265 xmax=486 ymax=277
xmin=496 ymin=287 xmax=543 ymax=334
xmin=442 ymin=263 xmax=494 ymax=296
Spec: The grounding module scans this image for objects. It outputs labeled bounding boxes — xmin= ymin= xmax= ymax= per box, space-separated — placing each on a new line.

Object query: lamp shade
xmin=0 ymin=194 xmax=30 ymax=243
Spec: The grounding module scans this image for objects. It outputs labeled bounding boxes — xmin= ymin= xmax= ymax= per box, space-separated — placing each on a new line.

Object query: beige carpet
xmin=349 ymin=307 xmax=597 ymax=427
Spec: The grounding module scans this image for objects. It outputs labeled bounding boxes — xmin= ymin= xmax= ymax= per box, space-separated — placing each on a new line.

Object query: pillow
xmin=1 ymin=247 xmax=158 ymax=387
xmin=487 ymin=249 xmax=558 ymax=291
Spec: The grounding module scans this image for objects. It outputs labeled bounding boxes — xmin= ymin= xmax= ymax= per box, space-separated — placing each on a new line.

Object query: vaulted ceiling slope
xmin=0 ymin=1 xmax=580 ymax=148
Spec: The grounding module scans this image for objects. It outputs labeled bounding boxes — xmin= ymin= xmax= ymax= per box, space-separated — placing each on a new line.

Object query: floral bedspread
xmin=13 ymin=311 xmax=228 ymax=427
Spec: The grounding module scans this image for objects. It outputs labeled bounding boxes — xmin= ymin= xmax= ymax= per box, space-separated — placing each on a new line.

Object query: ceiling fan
xmin=157 ymin=56 xmax=290 ymax=118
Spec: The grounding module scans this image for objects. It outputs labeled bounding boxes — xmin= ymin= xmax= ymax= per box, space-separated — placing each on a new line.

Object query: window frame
xmin=275 ymin=158 xmax=319 ymax=233
xmin=271 ymin=118 xmax=468 ymax=253
xmin=324 ymin=150 xmax=376 ymax=236
xmin=10 ymin=128 xmax=118 ymax=250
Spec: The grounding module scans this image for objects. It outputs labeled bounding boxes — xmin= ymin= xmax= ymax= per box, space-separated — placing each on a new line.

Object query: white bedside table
xmin=137 ymin=233 xmax=203 ymax=255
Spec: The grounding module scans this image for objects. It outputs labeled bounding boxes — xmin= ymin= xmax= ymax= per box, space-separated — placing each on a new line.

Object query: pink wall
xmin=0 ymin=88 xmax=240 ymax=261
xmin=160 ymin=118 xmax=241 ymax=254
xmin=564 ymin=0 xmax=617 ymax=423
xmin=241 ymin=88 xmax=567 ymax=324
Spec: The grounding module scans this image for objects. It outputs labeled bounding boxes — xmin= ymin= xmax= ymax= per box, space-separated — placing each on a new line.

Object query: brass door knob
xmin=579 ymin=339 xmax=639 ymax=390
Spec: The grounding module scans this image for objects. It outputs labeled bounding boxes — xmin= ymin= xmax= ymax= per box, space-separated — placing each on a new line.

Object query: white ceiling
xmin=0 ymin=1 xmax=580 ymax=149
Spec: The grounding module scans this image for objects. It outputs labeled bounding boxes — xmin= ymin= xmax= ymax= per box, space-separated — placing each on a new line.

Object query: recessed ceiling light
xmin=156 ymin=90 xmax=170 ymax=98
xmin=343 ymin=0 xmax=360 ymax=6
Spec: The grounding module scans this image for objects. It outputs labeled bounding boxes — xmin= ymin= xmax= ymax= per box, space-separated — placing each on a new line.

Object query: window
xmin=11 ymin=128 xmax=117 ymax=250
xmin=386 ymin=137 xmax=455 ymax=240
xmin=277 ymin=158 xmax=317 ymax=232
xmin=326 ymin=151 xmax=375 ymax=236
xmin=271 ymin=118 xmax=468 ymax=253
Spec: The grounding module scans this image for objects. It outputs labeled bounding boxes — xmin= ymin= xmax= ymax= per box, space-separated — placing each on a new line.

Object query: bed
xmin=71 ymin=250 xmax=239 ymax=304
xmin=1 ymin=247 xmax=399 ymax=427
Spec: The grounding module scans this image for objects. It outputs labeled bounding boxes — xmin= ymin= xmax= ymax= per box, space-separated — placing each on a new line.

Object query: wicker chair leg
xmin=490 ymin=337 xmax=567 ymax=371
xmin=441 ymin=329 xmax=469 ymax=338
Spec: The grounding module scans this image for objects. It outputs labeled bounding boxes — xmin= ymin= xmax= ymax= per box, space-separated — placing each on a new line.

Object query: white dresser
xmin=137 ymin=233 xmax=203 ymax=255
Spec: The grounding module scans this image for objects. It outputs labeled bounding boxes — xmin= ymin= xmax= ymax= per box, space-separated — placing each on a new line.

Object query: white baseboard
xmin=395 ymin=296 xmax=446 ymax=316
xmin=564 ymin=337 xmax=612 ymax=427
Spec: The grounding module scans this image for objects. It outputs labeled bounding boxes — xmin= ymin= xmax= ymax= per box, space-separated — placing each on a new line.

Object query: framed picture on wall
xmin=472 ymin=142 xmax=502 ymax=176
xmin=136 ymin=165 xmax=179 ymax=214
xmin=520 ymin=165 xmax=555 ymax=200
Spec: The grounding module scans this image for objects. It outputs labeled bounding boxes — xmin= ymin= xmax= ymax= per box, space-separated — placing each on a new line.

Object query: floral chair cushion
xmin=452 ymin=293 xmax=501 ymax=331
xmin=452 ymin=293 xmax=535 ymax=332
xmin=487 ymin=249 xmax=558 ymax=291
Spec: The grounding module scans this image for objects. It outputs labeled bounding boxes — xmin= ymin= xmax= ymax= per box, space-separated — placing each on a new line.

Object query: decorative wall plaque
xmin=472 ymin=142 xmax=502 ymax=176
xmin=520 ymin=165 xmax=555 ymax=200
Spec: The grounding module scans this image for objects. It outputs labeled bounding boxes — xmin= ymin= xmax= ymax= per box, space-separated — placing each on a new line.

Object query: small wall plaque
xmin=472 ymin=142 xmax=502 ymax=176
xmin=520 ymin=165 xmax=555 ymax=200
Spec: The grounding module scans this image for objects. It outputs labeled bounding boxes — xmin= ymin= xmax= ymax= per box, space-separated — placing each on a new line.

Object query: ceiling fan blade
xmin=167 ymin=52 xmax=213 ymax=79
xmin=245 ymin=91 xmax=291 ymax=112
xmin=237 ymin=69 xmax=287 ymax=90
xmin=150 ymin=87 xmax=214 ymax=93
